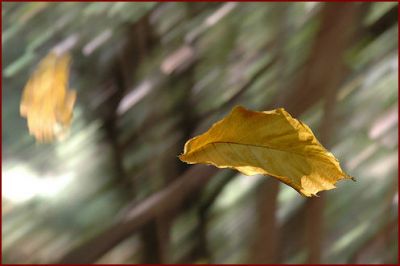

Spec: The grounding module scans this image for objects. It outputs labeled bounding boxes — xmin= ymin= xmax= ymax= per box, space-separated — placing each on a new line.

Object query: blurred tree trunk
xmin=277 ymin=2 xmax=390 ymax=263
xmin=246 ymin=5 xmax=289 ymax=263
xmin=140 ymin=215 xmax=172 ymax=263
xmin=99 ymin=11 xmax=165 ymax=264
xmin=102 ymin=10 xmax=158 ymax=194
xmin=248 ymin=179 xmax=280 ymax=263
xmin=142 ymin=62 xmax=199 ymax=264
xmin=247 ymin=2 xmax=363 ymax=264
xmin=281 ymin=3 xmax=362 ymax=118
xmin=294 ymin=3 xmax=363 ymax=263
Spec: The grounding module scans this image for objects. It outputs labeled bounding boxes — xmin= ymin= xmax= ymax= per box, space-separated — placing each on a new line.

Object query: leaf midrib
xmin=204 ymin=140 xmax=312 ymax=158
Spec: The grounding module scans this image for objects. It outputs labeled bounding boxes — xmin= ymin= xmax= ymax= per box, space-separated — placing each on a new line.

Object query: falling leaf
xmin=179 ymin=106 xmax=353 ymax=197
xmin=20 ymin=52 xmax=76 ymax=143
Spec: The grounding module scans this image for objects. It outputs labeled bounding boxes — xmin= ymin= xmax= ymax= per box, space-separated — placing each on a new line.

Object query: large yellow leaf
xmin=20 ymin=52 xmax=76 ymax=143
xmin=179 ymin=106 xmax=353 ymax=197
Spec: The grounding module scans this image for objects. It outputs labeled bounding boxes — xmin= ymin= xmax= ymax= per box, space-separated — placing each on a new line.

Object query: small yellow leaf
xmin=179 ymin=106 xmax=353 ymax=197
xmin=20 ymin=52 xmax=76 ymax=143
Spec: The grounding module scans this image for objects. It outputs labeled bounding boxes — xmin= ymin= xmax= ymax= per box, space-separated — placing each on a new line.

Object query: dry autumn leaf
xmin=20 ymin=52 xmax=76 ymax=143
xmin=179 ymin=106 xmax=353 ymax=197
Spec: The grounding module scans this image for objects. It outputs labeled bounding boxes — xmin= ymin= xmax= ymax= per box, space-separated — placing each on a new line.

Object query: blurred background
xmin=2 ymin=2 xmax=398 ymax=264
